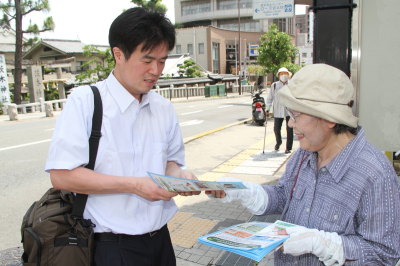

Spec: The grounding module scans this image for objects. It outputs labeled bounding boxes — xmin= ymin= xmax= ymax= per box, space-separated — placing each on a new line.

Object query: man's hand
xmin=178 ymin=170 xmax=201 ymax=196
xmin=133 ymin=176 xmax=178 ymax=202
xmin=205 ymin=190 xmax=226 ymax=198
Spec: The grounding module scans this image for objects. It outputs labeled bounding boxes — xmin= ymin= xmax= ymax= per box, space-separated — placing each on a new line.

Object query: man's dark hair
xmin=109 ymin=7 xmax=176 ymax=60
xmin=332 ymin=124 xmax=358 ymax=135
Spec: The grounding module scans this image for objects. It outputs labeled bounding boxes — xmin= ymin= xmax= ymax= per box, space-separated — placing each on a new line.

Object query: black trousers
xmin=274 ymin=116 xmax=293 ymax=150
xmin=94 ymin=225 xmax=176 ymax=266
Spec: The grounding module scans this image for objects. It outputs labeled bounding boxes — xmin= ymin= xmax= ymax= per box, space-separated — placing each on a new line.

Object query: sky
xmin=22 ymin=0 xmax=307 ymax=46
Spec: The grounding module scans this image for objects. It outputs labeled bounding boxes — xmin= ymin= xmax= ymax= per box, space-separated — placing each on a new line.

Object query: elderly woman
xmin=207 ymin=64 xmax=400 ymax=265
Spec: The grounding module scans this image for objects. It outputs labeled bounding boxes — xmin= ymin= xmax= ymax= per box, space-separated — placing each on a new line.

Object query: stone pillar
xmin=39 ymin=98 xmax=44 ymax=112
xmin=8 ymin=104 xmax=18 ymax=121
xmin=26 ymin=66 xmax=44 ymax=103
xmin=45 ymin=102 xmax=54 ymax=117
xmin=56 ymin=68 xmax=66 ymax=99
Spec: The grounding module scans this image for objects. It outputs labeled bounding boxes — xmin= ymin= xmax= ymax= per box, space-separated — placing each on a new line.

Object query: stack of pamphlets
xmin=147 ymin=172 xmax=249 ymax=192
xmin=198 ymin=220 xmax=295 ymax=262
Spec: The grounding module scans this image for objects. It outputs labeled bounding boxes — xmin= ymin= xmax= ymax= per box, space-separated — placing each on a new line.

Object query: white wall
xmin=357 ymin=0 xmax=400 ymax=151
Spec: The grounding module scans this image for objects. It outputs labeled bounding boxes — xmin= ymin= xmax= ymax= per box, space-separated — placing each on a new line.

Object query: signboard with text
xmin=249 ymin=45 xmax=259 ymax=56
xmin=253 ymin=0 xmax=294 ymax=20
xmin=0 ymin=54 xmax=11 ymax=106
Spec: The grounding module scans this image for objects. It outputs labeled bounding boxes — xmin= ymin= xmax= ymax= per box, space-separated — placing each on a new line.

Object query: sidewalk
xmin=0 ymin=92 xmax=250 ymax=123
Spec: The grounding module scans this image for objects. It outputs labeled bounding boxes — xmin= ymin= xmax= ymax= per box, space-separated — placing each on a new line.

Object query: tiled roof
xmin=0 ymin=43 xmax=29 ymax=53
xmin=41 ymin=39 xmax=89 ymax=54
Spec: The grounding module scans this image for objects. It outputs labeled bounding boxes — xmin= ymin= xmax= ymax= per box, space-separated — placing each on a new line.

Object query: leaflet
xmin=198 ymin=220 xmax=295 ymax=262
xmin=147 ymin=172 xmax=248 ymax=192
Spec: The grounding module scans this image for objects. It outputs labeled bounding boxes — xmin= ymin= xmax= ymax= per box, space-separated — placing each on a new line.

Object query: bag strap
xmin=71 ymin=85 xmax=103 ymax=219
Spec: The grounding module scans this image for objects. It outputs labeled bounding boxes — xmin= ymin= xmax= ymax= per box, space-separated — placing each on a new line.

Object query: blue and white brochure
xmin=198 ymin=220 xmax=294 ymax=262
xmin=147 ymin=172 xmax=248 ymax=192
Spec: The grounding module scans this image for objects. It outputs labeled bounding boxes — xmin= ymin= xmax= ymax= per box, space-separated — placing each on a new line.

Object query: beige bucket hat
xmin=279 ymin=64 xmax=358 ymax=127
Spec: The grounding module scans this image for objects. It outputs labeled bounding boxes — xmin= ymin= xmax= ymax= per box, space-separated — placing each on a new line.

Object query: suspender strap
xmin=71 ymin=85 xmax=103 ymax=219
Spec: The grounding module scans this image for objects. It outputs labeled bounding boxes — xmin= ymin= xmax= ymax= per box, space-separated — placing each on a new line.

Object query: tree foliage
xmin=178 ymin=59 xmax=205 ymax=78
xmin=257 ymin=23 xmax=299 ymax=76
xmin=130 ymin=0 xmax=167 ymax=14
xmin=75 ymin=45 xmax=115 ymax=85
xmin=0 ymin=0 xmax=54 ymax=104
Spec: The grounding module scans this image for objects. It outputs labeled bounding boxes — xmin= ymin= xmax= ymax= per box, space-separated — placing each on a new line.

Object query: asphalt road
xmin=0 ymin=96 xmax=253 ymax=251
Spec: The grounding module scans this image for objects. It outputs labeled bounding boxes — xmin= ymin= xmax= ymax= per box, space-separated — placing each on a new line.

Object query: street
xmin=0 ymin=96 xmax=253 ymax=250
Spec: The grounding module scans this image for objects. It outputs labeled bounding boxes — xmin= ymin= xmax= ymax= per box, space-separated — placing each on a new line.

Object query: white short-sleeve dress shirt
xmin=45 ymin=72 xmax=185 ymax=235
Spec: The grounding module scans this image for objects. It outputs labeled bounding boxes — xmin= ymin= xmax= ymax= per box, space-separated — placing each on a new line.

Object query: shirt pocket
xmin=314 ymin=200 xmax=351 ymax=234
xmin=94 ymin=149 xmax=118 ymax=175
xmin=292 ymin=184 xmax=306 ymax=200
xmin=143 ymin=142 xmax=168 ymax=174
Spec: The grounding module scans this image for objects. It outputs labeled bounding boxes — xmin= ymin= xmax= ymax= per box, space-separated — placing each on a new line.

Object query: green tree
xmin=178 ymin=59 xmax=205 ymax=78
xmin=246 ymin=64 xmax=264 ymax=85
xmin=130 ymin=0 xmax=167 ymax=14
xmin=75 ymin=45 xmax=115 ymax=85
xmin=174 ymin=22 xmax=183 ymax=29
xmin=257 ymin=23 xmax=299 ymax=78
xmin=0 ymin=0 xmax=54 ymax=104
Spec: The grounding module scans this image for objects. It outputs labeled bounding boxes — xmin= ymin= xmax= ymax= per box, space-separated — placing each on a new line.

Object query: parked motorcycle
xmin=251 ymin=89 xmax=267 ymax=126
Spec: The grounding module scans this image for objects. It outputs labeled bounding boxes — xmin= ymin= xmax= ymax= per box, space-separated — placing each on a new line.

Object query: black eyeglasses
xmin=285 ymin=107 xmax=302 ymax=123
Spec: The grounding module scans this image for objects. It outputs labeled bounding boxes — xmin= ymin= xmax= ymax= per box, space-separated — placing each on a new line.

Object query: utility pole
xmin=238 ymin=0 xmax=242 ymax=95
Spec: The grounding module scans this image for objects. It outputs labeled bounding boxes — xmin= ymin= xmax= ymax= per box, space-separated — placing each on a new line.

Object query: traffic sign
xmin=253 ymin=0 xmax=294 ymax=20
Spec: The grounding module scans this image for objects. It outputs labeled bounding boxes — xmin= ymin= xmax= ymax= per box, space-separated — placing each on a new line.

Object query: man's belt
xmin=94 ymin=224 xmax=165 ymax=241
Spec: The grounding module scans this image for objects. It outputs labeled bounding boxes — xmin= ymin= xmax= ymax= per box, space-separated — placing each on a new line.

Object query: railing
xmin=5 ymin=98 xmax=67 ymax=121
xmin=154 ymin=83 xmax=257 ymax=99
xmin=154 ymin=85 xmax=206 ymax=99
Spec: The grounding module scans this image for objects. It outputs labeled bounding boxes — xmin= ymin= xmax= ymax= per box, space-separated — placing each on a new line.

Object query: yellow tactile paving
xmin=170 ymin=229 xmax=207 ymax=248
xmin=169 ymin=211 xmax=194 ymax=225
xmin=170 ymin=217 xmax=218 ymax=248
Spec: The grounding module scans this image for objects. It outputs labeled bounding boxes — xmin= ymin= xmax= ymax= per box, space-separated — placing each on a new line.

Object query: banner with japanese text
xmin=0 ymin=54 xmax=11 ymax=106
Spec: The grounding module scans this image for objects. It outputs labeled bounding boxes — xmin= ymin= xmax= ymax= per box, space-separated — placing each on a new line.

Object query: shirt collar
xmin=106 ymin=71 xmax=152 ymax=114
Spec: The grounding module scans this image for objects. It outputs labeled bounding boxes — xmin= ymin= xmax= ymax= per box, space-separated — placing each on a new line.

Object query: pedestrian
xmin=207 ymin=64 xmax=400 ymax=265
xmin=266 ymin=67 xmax=293 ymax=154
xmin=45 ymin=7 xmax=200 ymax=266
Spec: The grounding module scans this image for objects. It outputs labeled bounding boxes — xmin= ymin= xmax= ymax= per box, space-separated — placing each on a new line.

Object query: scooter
xmin=251 ymin=89 xmax=267 ymax=126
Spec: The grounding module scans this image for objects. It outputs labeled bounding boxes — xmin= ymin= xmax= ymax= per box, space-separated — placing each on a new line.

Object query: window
xmin=302 ymin=53 xmax=307 ymax=58
xmin=198 ymin=43 xmax=204 ymax=54
xmin=76 ymin=61 xmax=89 ymax=72
xmin=181 ymin=1 xmax=211 ymax=16
xmin=212 ymin=42 xmax=219 ymax=74
xmin=176 ymin=45 xmax=181 ymax=54
xmin=188 ymin=44 xmax=193 ymax=54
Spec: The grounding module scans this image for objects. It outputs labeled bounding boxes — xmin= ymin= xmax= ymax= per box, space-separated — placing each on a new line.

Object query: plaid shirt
xmin=262 ymin=126 xmax=400 ymax=265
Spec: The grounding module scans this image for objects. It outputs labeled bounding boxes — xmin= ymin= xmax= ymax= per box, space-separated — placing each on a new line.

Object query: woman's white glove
xmin=208 ymin=177 xmax=268 ymax=215
xmin=283 ymin=226 xmax=345 ymax=266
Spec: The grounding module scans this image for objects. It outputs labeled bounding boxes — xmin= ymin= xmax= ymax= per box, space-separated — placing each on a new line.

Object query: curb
xmin=183 ymin=117 xmax=253 ymax=144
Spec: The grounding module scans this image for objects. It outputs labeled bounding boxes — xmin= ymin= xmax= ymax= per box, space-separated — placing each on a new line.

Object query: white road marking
xmin=180 ymin=110 xmax=203 ymax=116
xmin=179 ymin=120 xmax=204 ymax=127
xmin=0 ymin=139 xmax=51 ymax=152
xmin=45 ymin=128 xmax=55 ymax=131
xmin=218 ymin=105 xmax=233 ymax=109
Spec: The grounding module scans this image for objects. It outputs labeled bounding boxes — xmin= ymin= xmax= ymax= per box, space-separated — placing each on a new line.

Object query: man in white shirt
xmin=266 ymin=67 xmax=294 ymax=154
xmin=45 ymin=7 xmax=199 ymax=266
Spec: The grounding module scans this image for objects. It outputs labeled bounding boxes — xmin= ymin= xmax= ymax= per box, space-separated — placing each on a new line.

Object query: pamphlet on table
xmin=198 ymin=220 xmax=295 ymax=262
